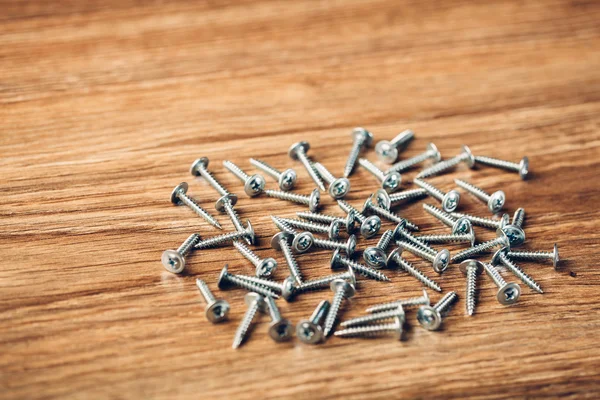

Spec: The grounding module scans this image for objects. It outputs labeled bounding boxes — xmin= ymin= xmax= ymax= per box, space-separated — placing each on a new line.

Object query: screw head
xmin=281 ymin=276 xmax=298 ymax=301
xmin=244 ymin=174 xmax=265 ymax=197
xmin=375 ymin=140 xmax=398 ymax=164
xmin=390 ymin=316 xmax=404 ymax=340
xmin=170 ymin=182 xmax=189 ymax=205
xmin=421 ymin=289 xmax=431 ymax=306
xmin=352 ymin=127 xmax=374 ymax=146
xmin=500 ymin=224 xmax=526 ymax=247
xmin=308 ymin=189 xmax=321 ymax=212
xmin=499 ymin=213 xmax=510 ymax=228
xmin=519 ymin=156 xmax=529 ymax=180
xmin=296 ymin=320 xmax=323 ymax=344
xmin=330 ymin=249 xmax=343 ymax=269
xmin=328 ymin=220 xmax=342 ymax=240
xmin=382 ymin=172 xmax=402 ymax=193
xmin=553 ymin=243 xmax=560 ymax=268
xmin=205 ymin=299 xmax=230 ymax=323
xmin=346 ymin=266 xmax=357 ymax=286
xmin=391 ymin=221 xmax=407 ymax=240
xmin=345 ymin=235 xmax=357 ymax=257
xmin=374 ymin=188 xmax=391 ymax=210
xmin=495 ymin=229 xmax=512 ymax=250
xmin=330 ymin=279 xmax=356 ymax=298
xmin=386 ymin=247 xmax=402 ymax=268
xmin=451 ymin=217 xmax=472 ymax=235
xmin=270 ymin=232 xmax=293 ymax=251
xmin=432 ymin=249 xmax=450 ymax=274
xmin=459 ymin=259 xmax=484 ymax=276
xmin=462 ymin=145 xmax=476 ymax=168
xmin=244 ymin=292 xmax=266 ymax=312
xmin=442 ymin=190 xmax=461 ymax=212
xmin=217 ymin=264 xmax=230 ymax=289
xmin=427 ymin=142 xmax=442 ymax=162
xmin=244 ymin=220 xmax=256 ymax=245
xmin=345 ymin=210 xmax=358 ymax=233
xmin=497 ymin=283 xmax=521 ymax=305
xmin=328 ymin=178 xmax=351 ymax=199
xmin=161 ymin=249 xmax=186 ymax=274
xmin=363 ymin=247 xmax=387 ymax=269
xmin=215 ymin=194 xmax=238 ymax=212
xmin=269 ymin=318 xmax=293 ymax=342
xmin=278 ymin=169 xmax=297 ymax=191
xmin=487 ymin=190 xmax=506 ymax=213
xmin=490 ymin=247 xmax=509 ymax=266
xmin=189 ymin=157 xmax=209 ymax=176
xmin=292 ymin=231 xmax=314 ymax=253
xmin=256 ymin=258 xmax=278 ymax=278
xmin=288 ymin=142 xmax=310 ymax=160
xmin=360 ymin=215 xmax=381 ymax=239
xmin=416 ymin=305 xmax=442 ymax=331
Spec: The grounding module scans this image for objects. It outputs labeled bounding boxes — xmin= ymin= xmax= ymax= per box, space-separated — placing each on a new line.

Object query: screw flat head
xmin=417 ymin=305 xmax=442 ymax=331
xmin=269 ymin=318 xmax=293 ymax=342
xmin=243 ymin=220 xmax=256 ymax=245
xmin=215 ymin=194 xmax=238 ymax=211
xmin=288 ymin=142 xmax=310 ymax=160
xmin=346 ymin=266 xmax=357 ymax=286
xmin=421 ymin=289 xmax=431 ymax=306
xmin=497 ymin=282 xmax=521 ymax=305
xmin=374 ymin=188 xmax=391 ymax=210
xmin=308 ymin=189 xmax=321 ymax=212
xmin=390 ymin=316 xmax=404 ymax=340
xmin=375 ymin=140 xmax=398 ymax=164
xmin=292 ymin=231 xmax=314 ymax=253
xmin=205 ymin=299 xmax=230 ymax=323
xmin=500 ymin=225 xmax=526 ymax=247
xmin=270 ymin=232 xmax=293 ymax=250
xmin=352 ymin=127 xmax=374 ymax=146
xmin=328 ymin=220 xmax=342 ymax=240
xmin=360 ymin=215 xmax=381 ymax=239
xmin=553 ymin=243 xmax=560 ymax=268
xmin=459 ymin=259 xmax=484 ymax=276
xmin=462 ymin=145 xmax=475 ymax=168
xmin=391 ymin=220 xmax=407 ymax=240
xmin=346 ymin=235 xmax=357 ymax=257
xmin=386 ymin=247 xmax=402 ymax=267
xmin=345 ymin=210 xmax=358 ymax=233
xmin=296 ymin=320 xmax=323 ymax=344
xmin=279 ymin=169 xmax=297 ymax=191
xmin=433 ymin=249 xmax=451 ymax=273
xmin=244 ymin=292 xmax=266 ymax=312
xmin=170 ymin=182 xmax=189 ymax=205
xmin=257 ymin=258 xmax=278 ymax=278
xmin=161 ymin=249 xmax=186 ymax=274
xmin=217 ymin=264 xmax=230 ymax=289
xmin=487 ymin=190 xmax=506 ymax=213
xmin=190 ymin=157 xmax=209 ymax=176
xmin=451 ymin=217 xmax=472 ymax=235
xmin=328 ymin=178 xmax=351 ymax=199
xmin=382 ymin=172 xmax=402 ymax=193
xmin=442 ymin=190 xmax=461 ymax=212
xmin=244 ymin=174 xmax=265 ymax=197
xmin=363 ymin=247 xmax=387 ymax=269
xmin=330 ymin=279 xmax=356 ymax=298
xmin=281 ymin=276 xmax=298 ymax=302
xmin=495 ymin=229 xmax=512 ymax=250
xmin=490 ymin=247 xmax=509 ymax=266
xmin=427 ymin=142 xmax=442 ymax=162
xmin=330 ymin=249 xmax=343 ymax=269
xmin=519 ymin=156 xmax=529 ymax=180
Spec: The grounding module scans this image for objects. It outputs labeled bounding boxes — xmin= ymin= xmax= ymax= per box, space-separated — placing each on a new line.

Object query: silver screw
xmin=249 ymin=158 xmax=297 ymax=191
xmin=414 ymin=178 xmax=461 ymax=212
xmin=363 ymin=229 xmax=394 ymax=269
xmin=386 ymin=142 xmax=441 ymax=173
xmin=232 ymin=240 xmax=278 ymax=278
xmin=340 ymin=305 xmax=405 ymax=328
xmin=264 ymin=188 xmax=321 ymax=212
xmin=232 ymin=292 xmax=266 ymax=349
xmin=297 ymin=300 xmax=331 ymax=344
xmin=296 ymin=267 xmax=356 ymax=293
xmin=481 ymin=262 xmax=521 ymax=305
xmin=416 ymin=228 xmax=475 ymax=247
xmin=365 ymin=289 xmax=431 ymax=313
xmin=235 ymin=275 xmax=299 ymax=302
xmin=362 ymin=195 xmax=420 ymax=231
xmin=264 ymin=296 xmax=292 ymax=342
xmin=343 ymin=127 xmax=374 ymax=178
xmin=216 ymin=194 xmax=253 ymax=245
xmin=296 ymin=210 xmax=357 ymax=233
xmin=270 ymin=216 xmax=315 ymax=253
xmin=358 ymin=158 xmax=402 ymax=193
xmin=491 ymin=248 xmax=543 ymax=293
xmin=334 ymin=316 xmax=404 ymax=340
xmin=386 ymin=248 xmax=442 ymax=292
xmin=271 ymin=232 xmax=304 ymax=285
xmin=423 ymin=204 xmax=472 ymax=234
xmin=512 ymin=207 xmax=525 ymax=228
xmin=194 ymin=223 xmax=254 ymax=250
xmin=374 ymin=188 xmax=428 ymax=210
xmin=312 ymin=162 xmax=351 ymax=199
xmin=331 ymin=249 xmax=391 ymax=282
xmin=416 ymin=145 xmax=475 ymax=178
xmin=507 ymin=243 xmax=560 ymax=269
xmin=323 ymin=279 xmax=356 ymax=337
xmin=313 ymin=235 xmax=357 ymax=257
xmin=455 ymin=179 xmax=505 ymax=214
xmin=217 ymin=265 xmax=281 ymax=299
xmin=161 ymin=233 xmax=200 ymax=274
xmin=170 ymin=182 xmax=222 ymax=229
xmin=375 ymin=129 xmax=415 ymax=164
xmin=474 ymin=155 xmax=529 ymax=180
xmin=393 ymin=223 xmax=439 ymax=256
xmin=458 ymin=260 xmax=484 ymax=316
xmin=276 ymin=217 xmax=342 ymax=240
xmin=451 ymin=211 xmax=510 ymax=231
xmin=416 ymin=291 xmax=458 ymax=331
xmin=288 ymin=142 xmax=326 ymax=191
xmin=450 ymin=228 xmax=512 ymax=263
xmin=195 ymin=279 xmax=230 ymax=323
xmin=190 ymin=157 xmax=229 ymax=196
xmin=223 ymin=160 xmax=265 ymax=197
xmin=396 ymin=240 xmax=450 ymax=274
xmin=337 ymin=199 xmax=381 ymax=238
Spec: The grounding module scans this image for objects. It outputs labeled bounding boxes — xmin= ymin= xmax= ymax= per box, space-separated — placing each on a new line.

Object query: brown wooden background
xmin=1 ymin=1 xmax=600 ymax=398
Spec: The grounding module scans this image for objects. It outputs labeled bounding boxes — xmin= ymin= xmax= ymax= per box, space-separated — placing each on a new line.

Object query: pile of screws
xmin=163 ymin=128 xmax=560 ymax=348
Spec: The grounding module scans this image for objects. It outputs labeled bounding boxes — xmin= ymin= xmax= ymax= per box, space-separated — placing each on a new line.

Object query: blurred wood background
xmin=1 ymin=0 xmax=600 ymax=398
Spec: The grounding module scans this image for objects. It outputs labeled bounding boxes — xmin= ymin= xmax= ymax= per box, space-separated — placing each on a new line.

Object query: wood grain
xmin=1 ymin=0 xmax=600 ymax=398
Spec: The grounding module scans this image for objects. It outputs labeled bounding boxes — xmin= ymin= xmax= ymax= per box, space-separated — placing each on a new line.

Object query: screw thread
xmin=176 ymin=192 xmax=222 ymax=229
xmin=387 ymin=149 xmax=435 ymax=173
xmin=223 ymin=160 xmax=250 ymax=183
xmin=233 ymin=274 xmax=283 ymax=294
xmin=225 ymin=274 xmax=281 ymax=298
xmin=344 ymin=135 xmax=367 ymax=178
xmin=376 ymin=230 xmax=394 ymax=251
xmin=498 ymin=253 xmax=543 ymax=293
xmin=414 ymin=178 xmax=445 ymax=202
xmin=366 ymin=293 xmax=430 ymax=313
xmin=455 ymin=179 xmax=490 ymax=203
xmin=390 ymin=129 xmax=415 ymax=146
xmin=396 ymin=228 xmax=437 ymax=255
xmin=367 ymin=201 xmax=419 ymax=231
xmin=388 ymin=188 xmax=428 ymax=204
xmin=295 ymin=147 xmax=326 ymax=191
xmin=512 ymin=208 xmax=525 ymax=228
xmin=417 ymin=151 xmax=468 ymax=178
xmin=232 ymin=299 xmax=261 ymax=349
xmin=279 ymin=218 xmax=328 ymax=234
xmin=297 ymin=271 xmax=353 ymax=292
xmin=482 ymin=262 xmax=507 ymax=288
xmin=221 ymin=199 xmax=247 ymax=235
xmin=232 ymin=241 xmax=261 ymax=267
xmin=313 ymin=237 xmax=348 ymax=253
xmin=249 ymin=158 xmax=282 ymax=180
xmin=506 ymin=250 xmax=552 ymax=262
xmin=465 ymin=266 xmax=477 ymax=316
xmin=397 ymin=240 xmax=436 ymax=261
xmin=417 ymin=232 xmax=473 ymax=244
xmin=197 ymin=166 xmax=230 ymax=197
xmin=338 ymin=257 xmax=391 ymax=281
xmin=195 ymin=278 xmax=216 ymax=304
xmin=195 ymin=230 xmax=248 ymax=249
xmin=434 ymin=291 xmax=458 ymax=314
xmin=474 ymin=155 xmax=520 ymax=172
xmin=271 ymin=216 xmax=297 ymax=234
xmin=280 ymin=238 xmax=304 ymax=284
xmin=423 ymin=203 xmax=457 ymax=228
xmin=264 ymin=296 xmax=282 ymax=322
xmin=359 ymin=158 xmax=385 ymax=181
xmin=391 ymin=253 xmax=442 ymax=291
xmin=265 ymin=189 xmax=310 ymax=205
xmin=451 ymin=237 xmax=504 ymax=263
xmin=450 ymin=212 xmax=504 ymax=229
xmin=334 ymin=321 xmax=401 ymax=338
xmin=309 ymin=300 xmax=331 ymax=325
xmin=177 ymin=233 xmax=201 ymax=256
xmin=296 ymin=211 xmax=341 ymax=225
xmin=337 ymin=200 xmax=366 ymax=223
xmin=312 ymin=162 xmax=336 ymax=185
xmin=340 ymin=307 xmax=404 ymax=328
xmin=324 ymin=289 xmax=346 ymax=336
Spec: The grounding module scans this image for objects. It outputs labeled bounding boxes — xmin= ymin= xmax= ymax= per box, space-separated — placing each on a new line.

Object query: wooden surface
xmin=1 ymin=1 xmax=600 ymax=398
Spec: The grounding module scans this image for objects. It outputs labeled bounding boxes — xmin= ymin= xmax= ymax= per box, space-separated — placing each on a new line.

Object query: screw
xmin=362 ymin=195 xmax=420 ymax=231
xmin=265 ymin=188 xmax=320 ymax=212
xmin=474 ymin=155 xmax=529 ymax=180
xmin=455 ymin=179 xmax=505 ymax=213
xmin=337 ymin=199 xmax=381 ymax=238
xmin=343 ymin=127 xmax=374 ymax=178
xmin=296 ymin=210 xmax=357 ymax=234
xmin=507 ymin=243 xmax=560 ymax=269
xmin=276 ymin=217 xmax=342 ymax=240
xmin=161 ymin=233 xmax=200 ymax=274
xmin=223 ymin=160 xmax=265 ymax=197
xmin=249 ymin=158 xmax=297 ymax=191
xmin=386 ymin=248 xmax=442 ymax=292
xmin=512 ymin=207 xmax=525 ymax=228
xmin=194 ymin=223 xmax=255 ymax=250
xmin=423 ymin=204 xmax=472 ymax=234
xmin=314 ymin=235 xmax=358 ymax=257
xmin=363 ymin=229 xmax=394 ymax=269
xmin=375 ymin=129 xmax=415 ymax=164
xmin=335 ymin=316 xmax=404 ymax=340
xmin=393 ymin=222 xmax=439 ymax=257
xmin=195 ymin=279 xmax=230 ymax=323
xmin=264 ymin=296 xmax=292 ymax=342
xmin=451 ymin=211 xmax=510 ymax=231
xmin=331 ymin=249 xmax=391 ymax=282
xmin=190 ymin=157 xmax=229 ymax=195
xmin=297 ymin=300 xmax=331 ymax=344
xmin=341 ymin=305 xmax=405 ymax=328
xmin=323 ymin=279 xmax=356 ymax=337
xmin=416 ymin=145 xmax=475 ymax=178
xmin=358 ymin=158 xmax=402 ymax=193
xmin=458 ymin=260 xmax=484 ymax=316
xmin=214 ymin=193 xmax=253 ymax=245
xmin=170 ymin=182 xmax=222 ymax=229
xmin=396 ymin=240 xmax=450 ymax=274
xmin=481 ymin=262 xmax=521 ymax=305
xmin=296 ymin=267 xmax=356 ymax=293
xmin=232 ymin=240 xmax=278 ymax=278
xmin=217 ymin=264 xmax=280 ymax=299
xmin=374 ymin=188 xmax=428 ymax=210
xmin=450 ymin=228 xmax=512 ymax=263
xmin=416 ymin=291 xmax=458 ymax=331
xmin=271 ymin=232 xmax=304 ymax=285
xmin=416 ymin=228 xmax=476 ymax=247
xmin=312 ymin=162 xmax=351 ymax=199
xmin=386 ymin=142 xmax=441 ymax=173
xmin=414 ymin=178 xmax=461 ymax=212
xmin=232 ymin=292 xmax=266 ymax=349
xmin=270 ymin=216 xmax=315 ymax=253
xmin=235 ymin=274 xmax=299 ymax=302
xmin=365 ymin=289 xmax=431 ymax=313
xmin=288 ymin=141 xmax=326 ymax=191
xmin=491 ymin=248 xmax=543 ymax=293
